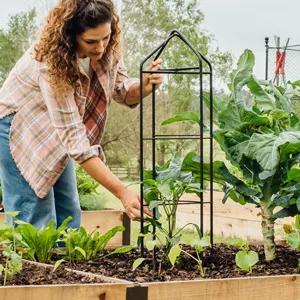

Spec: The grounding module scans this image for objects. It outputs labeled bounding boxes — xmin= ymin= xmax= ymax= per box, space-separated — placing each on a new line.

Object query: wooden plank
xmin=0 ymin=283 xmax=129 ymax=300
xmin=177 ymin=192 xmax=293 ymax=241
xmin=0 ymin=213 xmax=4 ymax=223
xmin=80 ymin=210 xmax=127 ymax=247
xmin=144 ymin=275 xmax=300 ymax=300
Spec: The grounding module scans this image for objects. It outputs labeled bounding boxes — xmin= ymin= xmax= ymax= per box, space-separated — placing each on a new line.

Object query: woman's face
xmin=76 ymin=22 xmax=111 ymax=61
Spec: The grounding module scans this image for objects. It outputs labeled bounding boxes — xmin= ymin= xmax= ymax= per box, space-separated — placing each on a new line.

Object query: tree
xmin=0 ymin=9 xmax=37 ymax=86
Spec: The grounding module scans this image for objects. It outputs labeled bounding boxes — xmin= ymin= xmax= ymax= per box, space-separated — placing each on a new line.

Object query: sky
xmin=0 ymin=0 xmax=298 ymax=80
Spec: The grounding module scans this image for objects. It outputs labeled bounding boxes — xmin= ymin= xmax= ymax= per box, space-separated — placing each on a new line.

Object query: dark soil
xmin=59 ymin=244 xmax=300 ymax=282
xmin=0 ymin=258 xmax=105 ymax=286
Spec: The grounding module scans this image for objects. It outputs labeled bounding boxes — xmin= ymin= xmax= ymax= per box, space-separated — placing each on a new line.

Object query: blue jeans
xmin=0 ymin=113 xmax=81 ymax=228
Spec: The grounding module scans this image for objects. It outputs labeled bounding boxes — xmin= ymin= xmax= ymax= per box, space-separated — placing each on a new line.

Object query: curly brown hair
xmin=34 ymin=0 xmax=121 ymax=92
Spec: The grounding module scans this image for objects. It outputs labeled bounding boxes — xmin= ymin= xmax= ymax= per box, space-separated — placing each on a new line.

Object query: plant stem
xmin=260 ymin=202 xmax=276 ymax=261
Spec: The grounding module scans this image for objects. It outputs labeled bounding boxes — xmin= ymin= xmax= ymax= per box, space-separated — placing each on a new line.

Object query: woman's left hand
xmin=143 ymin=58 xmax=163 ymax=96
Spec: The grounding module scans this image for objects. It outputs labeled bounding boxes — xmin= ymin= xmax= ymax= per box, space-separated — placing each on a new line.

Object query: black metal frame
xmin=139 ymin=30 xmax=214 ymax=255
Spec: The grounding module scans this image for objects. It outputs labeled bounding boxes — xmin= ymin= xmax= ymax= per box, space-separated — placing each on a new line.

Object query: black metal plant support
xmin=139 ymin=30 xmax=214 ymax=256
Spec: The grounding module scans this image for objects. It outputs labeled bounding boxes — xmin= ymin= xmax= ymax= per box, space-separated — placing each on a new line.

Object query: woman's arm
xmin=80 ymin=156 xmax=152 ymax=220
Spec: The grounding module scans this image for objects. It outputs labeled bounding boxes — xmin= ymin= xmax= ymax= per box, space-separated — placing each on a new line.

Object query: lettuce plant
xmin=62 ymin=225 xmax=127 ymax=262
xmin=163 ymin=49 xmax=300 ymax=261
xmin=14 ymin=216 xmax=72 ymax=262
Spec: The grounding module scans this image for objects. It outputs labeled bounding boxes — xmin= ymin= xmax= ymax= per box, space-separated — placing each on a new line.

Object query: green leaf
xmin=96 ymin=226 xmax=124 ymax=251
xmin=162 ymin=112 xmax=200 ymax=126
xmin=247 ymin=131 xmax=300 ymax=175
xmin=148 ymin=200 xmax=161 ymax=211
xmin=285 ymin=232 xmax=300 ymax=250
xmin=287 ymin=169 xmax=300 ymax=183
xmin=168 ymin=244 xmax=181 ymax=267
xmin=235 ymin=250 xmax=259 ymax=272
xmin=145 ymin=239 xmax=159 ymax=251
xmin=109 ymin=246 xmax=133 ymax=255
xmin=132 ymin=258 xmax=145 ymax=271
xmin=53 ymin=259 xmax=65 ymax=272
xmin=191 ymin=236 xmax=210 ymax=251
xmin=74 ymin=246 xmax=86 ymax=259
xmin=295 ymin=215 xmax=300 ymax=230
xmin=247 ymin=77 xmax=276 ymax=111
xmin=229 ymin=49 xmax=255 ymax=98
xmin=4 ymin=211 xmax=20 ymax=218
xmin=225 ymin=237 xmax=246 ymax=248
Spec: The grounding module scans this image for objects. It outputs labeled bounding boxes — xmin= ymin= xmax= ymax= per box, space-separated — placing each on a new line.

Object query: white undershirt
xmin=78 ymin=57 xmax=92 ymax=79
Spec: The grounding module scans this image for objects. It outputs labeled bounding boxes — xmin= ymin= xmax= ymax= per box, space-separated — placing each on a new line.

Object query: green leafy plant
xmin=225 ymin=237 xmax=259 ymax=273
xmin=283 ymin=215 xmax=300 ymax=251
xmin=0 ymin=244 xmax=22 ymax=286
xmin=132 ymin=155 xmax=207 ymax=273
xmin=283 ymin=215 xmax=300 ymax=271
xmin=14 ymin=216 xmax=72 ymax=263
xmin=168 ymin=236 xmax=210 ymax=276
xmin=62 ymin=225 xmax=128 ymax=262
xmin=163 ymin=49 xmax=300 ymax=261
xmin=142 ymin=154 xmax=203 ymax=253
xmin=76 ymin=166 xmax=106 ymax=210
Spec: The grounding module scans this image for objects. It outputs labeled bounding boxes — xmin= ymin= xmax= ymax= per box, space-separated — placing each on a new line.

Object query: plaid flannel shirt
xmin=0 ymin=47 xmax=138 ymax=198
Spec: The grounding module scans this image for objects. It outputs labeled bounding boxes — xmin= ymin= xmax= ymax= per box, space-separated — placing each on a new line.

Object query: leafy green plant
xmin=14 ymin=216 xmax=72 ymax=263
xmin=168 ymin=236 xmax=210 ymax=276
xmin=76 ymin=166 xmax=106 ymax=210
xmin=163 ymin=49 xmax=300 ymax=261
xmin=142 ymin=154 xmax=202 ymax=253
xmin=0 ymin=244 xmax=22 ymax=286
xmin=76 ymin=166 xmax=99 ymax=195
xmin=283 ymin=215 xmax=300 ymax=251
xmin=283 ymin=215 xmax=300 ymax=271
xmin=132 ymin=154 xmax=207 ymax=273
xmin=225 ymin=237 xmax=259 ymax=273
xmin=62 ymin=225 xmax=128 ymax=262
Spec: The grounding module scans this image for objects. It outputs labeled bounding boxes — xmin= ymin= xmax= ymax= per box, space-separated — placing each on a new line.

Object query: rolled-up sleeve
xmin=38 ymin=68 xmax=100 ymax=163
xmin=112 ymin=58 xmax=139 ymax=108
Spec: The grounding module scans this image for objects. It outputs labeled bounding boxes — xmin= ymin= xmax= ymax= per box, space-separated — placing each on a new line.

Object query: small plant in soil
xmin=168 ymin=236 xmax=210 ymax=276
xmin=13 ymin=216 xmax=72 ymax=263
xmin=0 ymin=244 xmax=22 ymax=286
xmin=142 ymin=154 xmax=202 ymax=250
xmin=61 ymin=225 xmax=130 ymax=263
xmin=133 ymin=154 xmax=207 ymax=273
xmin=163 ymin=49 xmax=300 ymax=261
xmin=283 ymin=215 xmax=300 ymax=270
xmin=225 ymin=237 xmax=259 ymax=273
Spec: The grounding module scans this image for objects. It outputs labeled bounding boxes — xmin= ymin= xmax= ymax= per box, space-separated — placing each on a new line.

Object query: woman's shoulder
xmin=6 ymin=45 xmax=45 ymax=86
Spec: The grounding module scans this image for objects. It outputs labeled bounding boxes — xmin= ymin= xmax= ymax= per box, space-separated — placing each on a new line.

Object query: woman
xmin=0 ymin=0 xmax=162 ymax=228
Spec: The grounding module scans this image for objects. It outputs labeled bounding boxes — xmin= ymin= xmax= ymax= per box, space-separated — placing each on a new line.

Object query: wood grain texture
xmin=0 ymin=283 xmax=128 ymax=300
xmin=144 ymin=275 xmax=300 ymax=300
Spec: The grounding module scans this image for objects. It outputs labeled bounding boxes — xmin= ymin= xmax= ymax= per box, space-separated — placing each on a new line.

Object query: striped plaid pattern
xmin=0 ymin=47 xmax=138 ymax=198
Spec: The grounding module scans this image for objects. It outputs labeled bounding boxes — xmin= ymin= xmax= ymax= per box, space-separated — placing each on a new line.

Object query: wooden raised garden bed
xmin=0 ymin=259 xmax=132 ymax=300
xmin=138 ymin=275 xmax=300 ymax=300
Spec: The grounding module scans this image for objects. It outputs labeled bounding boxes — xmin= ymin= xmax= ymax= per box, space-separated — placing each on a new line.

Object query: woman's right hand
xmin=118 ymin=187 xmax=152 ymax=220
xmin=80 ymin=157 xmax=152 ymax=220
